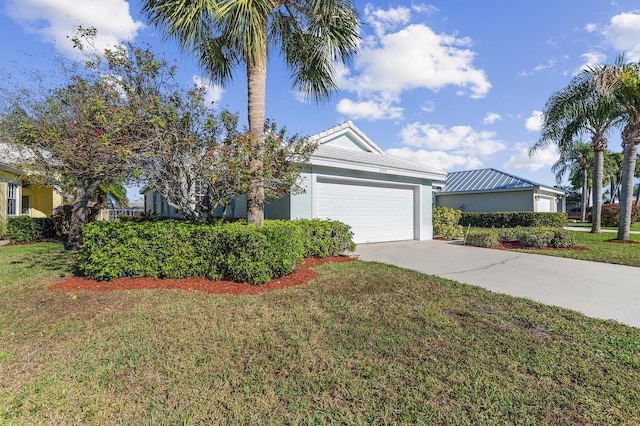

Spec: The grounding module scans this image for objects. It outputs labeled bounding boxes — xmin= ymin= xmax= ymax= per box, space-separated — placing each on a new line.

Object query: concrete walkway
xmin=356 ymin=239 xmax=640 ymax=329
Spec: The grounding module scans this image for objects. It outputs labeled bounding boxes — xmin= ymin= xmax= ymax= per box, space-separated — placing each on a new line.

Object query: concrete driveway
xmin=356 ymin=240 xmax=640 ymax=329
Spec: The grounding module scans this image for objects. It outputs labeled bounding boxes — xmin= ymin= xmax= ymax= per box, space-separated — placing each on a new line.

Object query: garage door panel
xmin=315 ymin=179 xmax=415 ymax=243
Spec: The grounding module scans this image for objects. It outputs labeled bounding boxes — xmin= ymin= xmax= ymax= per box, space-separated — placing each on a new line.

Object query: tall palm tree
xmin=551 ymin=141 xmax=593 ymax=222
xmin=589 ymin=58 xmax=640 ymax=240
xmin=603 ymin=151 xmax=623 ymax=203
xmin=142 ymin=0 xmax=360 ymax=224
xmin=530 ymin=73 xmax=622 ymax=233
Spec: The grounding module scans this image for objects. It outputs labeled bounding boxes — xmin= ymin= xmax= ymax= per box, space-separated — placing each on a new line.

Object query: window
xmin=21 ymin=195 xmax=30 ymax=215
xmin=6 ymin=182 xmax=19 ymax=216
xmin=193 ymin=179 xmax=209 ymax=206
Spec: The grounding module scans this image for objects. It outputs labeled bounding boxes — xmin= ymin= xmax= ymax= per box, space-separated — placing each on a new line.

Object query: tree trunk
xmin=617 ymin=123 xmax=640 ymax=240
xmin=66 ymin=182 xmax=90 ymax=250
xmin=581 ymin=166 xmax=588 ymax=222
xmin=245 ymin=30 xmax=267 ymax=226
xmin=591 ymin=148 xmax=604 ymax=233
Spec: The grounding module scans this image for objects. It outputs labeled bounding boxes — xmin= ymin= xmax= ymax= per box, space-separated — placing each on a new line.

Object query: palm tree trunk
xmin=591 ymin=149 xmax=604 ymax=233
xmin=581 ymin=166 xmax=588 ymax=222
xmin=617 ymin=143 xmax=639 ymax=240
xmin=246 ymin=33 xmax=267 ymax=226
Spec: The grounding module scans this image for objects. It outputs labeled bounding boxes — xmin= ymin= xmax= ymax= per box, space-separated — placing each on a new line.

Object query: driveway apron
xmin=355 ymin=240 xmax=640 ymax=329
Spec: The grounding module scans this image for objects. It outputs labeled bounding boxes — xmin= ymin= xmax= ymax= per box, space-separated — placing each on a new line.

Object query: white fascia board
xmin=310 ymin=157 xmax=447 ymax=181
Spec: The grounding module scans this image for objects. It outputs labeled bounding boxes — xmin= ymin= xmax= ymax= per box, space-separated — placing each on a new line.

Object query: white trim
xmin=310 ymin=157 xmax=446 ymax=181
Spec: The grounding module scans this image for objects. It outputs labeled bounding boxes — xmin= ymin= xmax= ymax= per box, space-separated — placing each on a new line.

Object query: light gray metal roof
xmin=439 ymin=168 xmax=562 ymax=194
xmin=311 ymin=144 xmax=446 ymax=179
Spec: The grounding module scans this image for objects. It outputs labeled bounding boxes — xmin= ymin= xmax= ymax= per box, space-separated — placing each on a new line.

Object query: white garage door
xmin=536 ymin=197 xmax=552 ymax=212
xmin=315 ymin=178 xmax=415 ymax=243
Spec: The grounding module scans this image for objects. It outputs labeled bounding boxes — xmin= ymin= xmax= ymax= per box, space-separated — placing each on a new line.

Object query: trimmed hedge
xmin=465 ymin=226 xmax=576 ymax=249
xmin=600 ymin=203 xmax=640 ymax=227
xmin=460 ymin=212 xmax=567 ymax=228
xmin=78 ymin=219 xmax=355 ymax=284
xmin=7 ymin=216 xmax=56 ymax=244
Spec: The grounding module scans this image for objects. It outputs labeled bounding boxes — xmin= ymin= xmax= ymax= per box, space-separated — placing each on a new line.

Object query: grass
xmin=510 ymin=230 xmax=640 ymax=267
xmin=1 ymin=243 xmax=639 ymax=424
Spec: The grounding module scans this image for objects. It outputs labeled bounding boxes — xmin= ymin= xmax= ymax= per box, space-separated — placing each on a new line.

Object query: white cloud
xmin=572 ymin=51 xmax=607 ymax=75
xmin=341 ymin=5 xmax=491 ymax=103
xmin=525 ymin=110 xmax=543 ymax=132
xmin=585 ymin=23 xmax=598 ymax=33
xmin=336 ymin=98 xmax=403 ymax=121
xmin=5 ymin=0 xmax=143 ymax=58
xmin=504 ymin=143 xmax=559 ymax=172
xmin=483 ymin=112 xmax=502 ymax=125
xmin=399 ymin=122 xmax=506 ymax=157
xmin=411 ymin=4 xmax=439 ymax=16
xmin=192 ymin=76 xmax=225 ymax=106
xmin=602 ymin=12 xmax=640 ymax=61
xmin=387 ymin=147 xmax=482 ymax=171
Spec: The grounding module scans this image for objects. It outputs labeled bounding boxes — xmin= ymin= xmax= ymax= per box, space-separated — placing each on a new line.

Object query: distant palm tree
xmin=589 ymin=58 xmax=640 ymax=240
xmin=552 ymin=141 xmax=593 ymax=221
xmin=142 ymin=0 xmax=360 ymax=224
xmin=531 ymin=73 xmax=622 ymax=233
xmin=603 ymin=151 xmax=623 ymax=203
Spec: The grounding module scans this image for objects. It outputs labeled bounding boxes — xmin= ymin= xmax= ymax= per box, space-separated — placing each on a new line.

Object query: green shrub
xmin=7 ymin=216 xmax=56 ymax=243
xmin=432 ymin=207 xmax=464 ymax=239
xmin=465 ymin=229 xmax=499 ymax=248
xmin=550 ymin=229 xmax=576 ymax=248
xmin=294 ymin=219 xmax=356 ymax=257
xmin=460 ymin=212 xmax=567 ymax=228
xmin=518 ymin=228 xmax=556 ymax=248
xmin=0 ymin=219 xmax=6 ymax=239
xmin=78 ymin=219 xmax=354 ymax=284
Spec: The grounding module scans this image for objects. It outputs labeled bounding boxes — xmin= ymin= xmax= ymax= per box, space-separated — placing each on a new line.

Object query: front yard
xmin=1 ymin=241 xmax=639 ymax=424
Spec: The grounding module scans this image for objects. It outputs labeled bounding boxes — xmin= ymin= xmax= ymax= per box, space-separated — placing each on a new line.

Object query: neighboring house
xmin=435 ymin=168 xmax=566 ymax=213
xmin=143 ymin=121 xmax=447 ymax=244
xmin=0 ymin=161 xmax=64 ymax=224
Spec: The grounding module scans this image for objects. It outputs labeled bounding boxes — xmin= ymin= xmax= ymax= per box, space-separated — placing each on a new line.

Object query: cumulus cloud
xmin=572 ymin=51 xmax=607 ymax=75
xmin=387 ymin=147 xmax=482 ymax=171
xmin=525 ymin=110 xmax=543 ymax=132
xmin=337 ymin=5 xmax=490 ymax=121
xmin=602 ymin=11 xmax=640 ymax=61
xmin=5 ymin=0 xmax=143 ymax=57
xmin=399 ymin=122 xmax=506 ymax=157
xmin=483 ymin=112 xmax=502 ymax=125
xmin=192 ymin=76 xmax=225 ymax=106
xmin=336 ymin=98 xmax=403 ymax=121
xmin=504 ymin=143 xmax=559 ymax=172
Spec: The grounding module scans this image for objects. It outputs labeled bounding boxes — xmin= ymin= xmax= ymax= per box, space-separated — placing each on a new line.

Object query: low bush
xmin=518 ymin=228 xmax=556 ymax=248
xmin=465 ymin=229 xmax=499 ymax=248
xmin=78 ymin=219 xmax=355 ymax=284
xmin=460 ymin=212 xmax=567 ymax=228
xmin=433 ymin=207 xmax=464 ymax=239
xmin=7 ymin=216 xmax=56 ymax=244
xmin=295 ymin=219 xmax=356 ymax=257
xmin=550 ymin=229 xmax=576 ymax=248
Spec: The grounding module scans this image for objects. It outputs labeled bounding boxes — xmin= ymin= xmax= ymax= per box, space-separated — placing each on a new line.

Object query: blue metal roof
xmin=439 ymin=168 xmax=550 ymax=194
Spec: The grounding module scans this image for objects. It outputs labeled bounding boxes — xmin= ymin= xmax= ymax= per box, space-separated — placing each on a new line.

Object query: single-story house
xmin=0 ymin=161 xmax=64 ymax=224
xmin=143 ymin=121 xmax=447 ymax=244
xmin=435 ymin=168 xmax=566 ymax=213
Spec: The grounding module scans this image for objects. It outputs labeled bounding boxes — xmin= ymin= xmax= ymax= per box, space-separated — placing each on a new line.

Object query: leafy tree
xmin=0 ymin=28 xmax=187 ymax=249
xmin=589 ymin=58 xmax=640 ymax=240
xmin=141 ymin=102 xmax=317 ymax=221
xmin=531 ymin=72 xmax=622 ymax=233
xmin=551 ymin=141 xmax=592 ymax=221
xmin=142 ymin=0 xmax=361 ymax=225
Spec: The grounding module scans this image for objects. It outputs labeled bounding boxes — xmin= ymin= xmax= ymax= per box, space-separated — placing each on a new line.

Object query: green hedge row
xmin=7 ymin=216 xmax=57 ymax=244
xmin=465 ymin=227 xmax=576 ymax=249
xmin=78 ymin=219 xmax=355 ymax=284
xmin=460 ymin=212 xmax=567 ymax=228
xmin=432 ymin=206 xmax=464 ymax=239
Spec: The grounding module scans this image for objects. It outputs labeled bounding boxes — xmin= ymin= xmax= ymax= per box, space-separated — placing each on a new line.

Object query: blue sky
xmin=2 ymin=1 xmax=640 ymax=201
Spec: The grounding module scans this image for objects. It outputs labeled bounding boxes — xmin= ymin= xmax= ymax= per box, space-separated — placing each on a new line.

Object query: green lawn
xmin=510 ymin=230 xmax=640 ymax=267
xmin=1 ymin=242 xmax=639 ymax=424
xmin=567 ymin=221 xmax=640 ymax=232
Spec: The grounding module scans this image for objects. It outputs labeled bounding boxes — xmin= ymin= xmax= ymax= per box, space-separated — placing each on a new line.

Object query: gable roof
xmin=438 ymin=168 xmax=564 ymax=195
xmin=309 ymin=121 xmax=446 ymax=181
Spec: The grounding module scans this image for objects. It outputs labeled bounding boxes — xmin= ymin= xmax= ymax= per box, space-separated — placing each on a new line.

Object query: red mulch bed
xmin=49 ymin=256 xmax=358 ymax=295
xmin=606 ymin=239 xmax=639 ymax=244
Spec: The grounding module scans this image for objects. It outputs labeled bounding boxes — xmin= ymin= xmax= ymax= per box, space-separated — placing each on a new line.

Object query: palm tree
xmin=603 ymin=151 xmax=623 ymax=203
xmin=142 ymin=0 xmax=360 ymax=224
xmin=551 ymin=141 xmax=593 ymax=222
xmin=530 ymin=73 xmax=622 ymax=233
xmin=589 ymin=58 xmax=640 ymax=240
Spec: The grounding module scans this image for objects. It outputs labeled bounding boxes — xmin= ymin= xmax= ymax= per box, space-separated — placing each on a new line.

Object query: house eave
xmin=310 ymin=157 xmax=447 ymax=181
